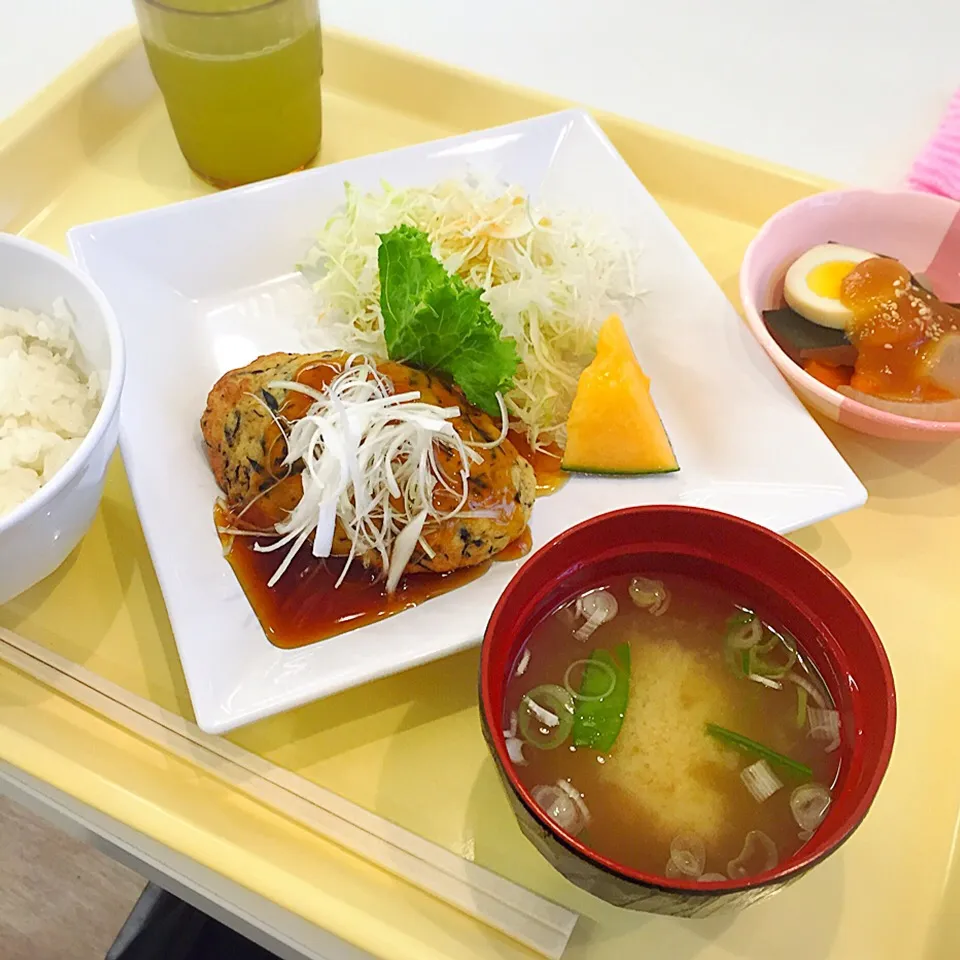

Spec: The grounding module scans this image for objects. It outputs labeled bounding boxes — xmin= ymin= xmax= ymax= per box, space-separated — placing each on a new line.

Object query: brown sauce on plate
xmin=496 ymin=526 xmax=533 ymax=561
xmin=507 ymin=429 xmax=568 ymax=496
xmin=215 ymin=358 xmax=546 ymax=649
xmin=217 ymin=505 xmax=495 ymax=648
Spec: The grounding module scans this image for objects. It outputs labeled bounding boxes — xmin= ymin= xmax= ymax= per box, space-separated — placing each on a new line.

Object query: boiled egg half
xmin=783 ymin=244 xmax=877 ymax=330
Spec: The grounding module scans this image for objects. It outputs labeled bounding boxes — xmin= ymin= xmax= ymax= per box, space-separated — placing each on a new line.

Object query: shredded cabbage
xmin=298 ymin=177 xmax=640 ymax=451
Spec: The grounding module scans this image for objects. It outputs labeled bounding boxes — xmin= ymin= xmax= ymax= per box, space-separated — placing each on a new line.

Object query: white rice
xmin=0 ymin=299 xmax=101 ymax=518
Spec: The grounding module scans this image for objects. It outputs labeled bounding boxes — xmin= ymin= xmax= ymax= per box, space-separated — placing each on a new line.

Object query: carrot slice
xmin=803 ymin=360 xmax=854 ymax=391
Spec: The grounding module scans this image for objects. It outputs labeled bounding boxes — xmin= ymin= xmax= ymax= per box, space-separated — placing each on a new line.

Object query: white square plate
xmin=68 ymin=110 xmax=865 ymax=733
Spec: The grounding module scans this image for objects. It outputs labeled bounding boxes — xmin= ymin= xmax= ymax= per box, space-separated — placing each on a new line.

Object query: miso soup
xmin=502 ymin=572 xmax=840 ymax=882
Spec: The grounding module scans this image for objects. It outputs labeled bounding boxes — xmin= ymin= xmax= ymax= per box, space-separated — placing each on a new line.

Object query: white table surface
xmin=0 ymin=0 xmax=956 ymax=187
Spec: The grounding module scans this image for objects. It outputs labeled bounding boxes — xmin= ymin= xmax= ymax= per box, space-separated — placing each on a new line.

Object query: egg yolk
xmin=840 ymin=257 xmax=960 ymax=401
xmin=806 ymin=260 xmax=858 ymax=299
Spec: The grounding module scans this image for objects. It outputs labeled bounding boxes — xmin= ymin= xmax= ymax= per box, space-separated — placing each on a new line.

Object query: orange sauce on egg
xmin=840 ymin=257 xmax=960 ymax=401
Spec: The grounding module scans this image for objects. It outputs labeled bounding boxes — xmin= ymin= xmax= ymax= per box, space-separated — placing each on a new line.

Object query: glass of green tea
xmin=133 ymin=0 xmax=323 ymax=188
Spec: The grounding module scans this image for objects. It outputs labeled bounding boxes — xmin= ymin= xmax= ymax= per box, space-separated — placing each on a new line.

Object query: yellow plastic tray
xmin=2 ymin=26 xmax=959 ymax=960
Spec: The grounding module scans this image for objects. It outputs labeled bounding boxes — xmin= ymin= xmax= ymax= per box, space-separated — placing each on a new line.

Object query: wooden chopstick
xmin=0 ymin=627 xmax=578 ymax=959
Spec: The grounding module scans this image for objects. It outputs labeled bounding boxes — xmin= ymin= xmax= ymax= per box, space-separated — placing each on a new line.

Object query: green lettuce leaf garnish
xmin=378 ymin=225 xmax=518 ymax=414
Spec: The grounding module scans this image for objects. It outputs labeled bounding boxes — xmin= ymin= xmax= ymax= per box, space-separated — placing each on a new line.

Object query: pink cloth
xmin=907 ymin=88 xmax=960 ymax=199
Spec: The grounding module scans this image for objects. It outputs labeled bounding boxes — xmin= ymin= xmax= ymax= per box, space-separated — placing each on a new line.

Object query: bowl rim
xmin=0 ymin=232 xmax=126 ymax=535
xmin=480 ymin=504 xmax=897 ymax=895
xmin=739 ymin=186 xmax=960 ymax=436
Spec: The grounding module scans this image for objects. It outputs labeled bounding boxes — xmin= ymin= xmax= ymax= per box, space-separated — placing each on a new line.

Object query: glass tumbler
xmin=133 ymin=0 xmax=323 ymax=188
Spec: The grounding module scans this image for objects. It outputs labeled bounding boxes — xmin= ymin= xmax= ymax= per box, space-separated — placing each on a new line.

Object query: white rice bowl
xmin=0 ymin=298 xmax=101 ymax=518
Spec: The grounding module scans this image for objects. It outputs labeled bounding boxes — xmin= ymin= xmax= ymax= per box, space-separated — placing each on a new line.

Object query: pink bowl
xmin=740 ymin=188 xmax=960 ymax=441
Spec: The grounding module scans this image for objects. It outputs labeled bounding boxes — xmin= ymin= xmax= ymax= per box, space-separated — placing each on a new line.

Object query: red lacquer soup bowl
xmin=479 ymin=506 xmax=896 ymax=917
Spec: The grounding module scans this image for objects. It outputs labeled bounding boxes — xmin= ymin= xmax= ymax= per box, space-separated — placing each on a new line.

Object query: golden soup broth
xmin=504 ymin=573 xmax=840 ymax=880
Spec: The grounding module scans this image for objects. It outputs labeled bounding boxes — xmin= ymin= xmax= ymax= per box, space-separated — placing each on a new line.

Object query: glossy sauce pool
xmin=218 ymin=516 xmax=492 ymax=648
xmin=507 ymin=430 xmax=568 ymax=496
xmin=215 ymin=361 xmax=548 ymax=648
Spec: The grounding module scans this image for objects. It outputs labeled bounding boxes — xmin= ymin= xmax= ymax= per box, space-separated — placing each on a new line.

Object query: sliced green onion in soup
xmin=726 ymin=614 xmax=802 ymax=682
xmin=751 ymin=652 xmax=797 ymax=679
xmin=572 ymin=643 xmax=631 ymax=752
xmin=740 ymin=759 xmax=783 ymax=802
xmin=796 ymin=685 xmax=809 ymax=728
xmin=754 ymin=631 xmax=780 ymax=656
xmin=628 ymin=577 xmax=671 ymax=616
xmin=705 ymin=723 xmax=813 ymax=778
xmin=727 ymin=615 xmax=763 ymax=651
xmin=665 ymin=858 xmax=688 ymax=880
xmin=563 ymin=658 xmax=616 ymax=702
xmin=790 ymin=783 xmax=831 ymax=833
xmin=746 ymin=671 xmax=782 ymax=690
xmin=573 ymin=589 xmax=619 ymax=642
xmin=724 ymin=611 xmax=761 ymax=678
xmin=668 ymin=833 xmax=706 ymax=878
xmin=807 ymin=707 xmax=841 ymax=753
xmin=727 ymin=830 xmax=778 ymax=879
xmin=518 ymin=684 xmax=575 ymax=749
xmin=788 ymin=671 xmax=830 ymax=710
xmin=531 ymin=780 xmax=590 ymax=836
xmin=750 ymin=631 xmax=798 ymax=678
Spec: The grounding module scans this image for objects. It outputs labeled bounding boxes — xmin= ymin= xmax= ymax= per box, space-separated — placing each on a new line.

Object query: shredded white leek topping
xmin=298 ymin=177 xmax=640 ymax=452
xmin=254 ymin=356 xmax=482 ymax=593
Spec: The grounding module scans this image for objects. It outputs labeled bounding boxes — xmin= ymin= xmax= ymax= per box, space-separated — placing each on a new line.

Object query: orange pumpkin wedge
xmin=561 ymin=315 xmax=679 ymax=475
